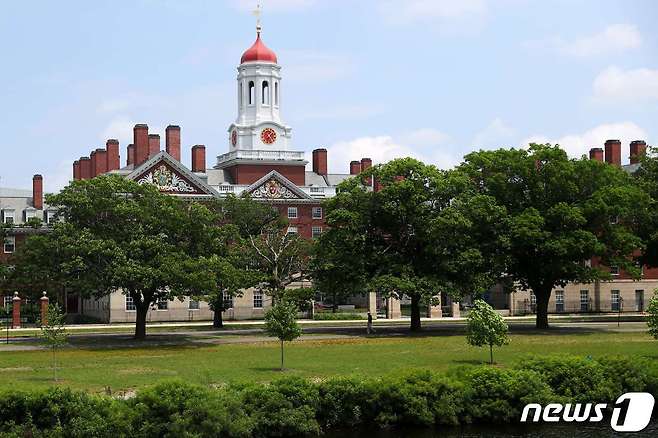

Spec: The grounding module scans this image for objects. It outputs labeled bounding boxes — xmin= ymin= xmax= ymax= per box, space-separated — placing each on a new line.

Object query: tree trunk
xmin=134 ymin=304 xmax=148 ymax=340
xmin=213 ymin=295 xmax=224 ymax=329
xmin=280 ymin=339 xmax=284 ymax=371
xmin=410 ymin=295 xmax=421 ymax=331
xmin=534 ymin=287 xmax=551 ymax=329
xmin=489 ymin=343 xmax=494 ymax=365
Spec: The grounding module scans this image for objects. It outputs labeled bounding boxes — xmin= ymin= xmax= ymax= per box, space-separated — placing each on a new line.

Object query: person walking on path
xmin=367 ymin=311 xmax=375 ymax=335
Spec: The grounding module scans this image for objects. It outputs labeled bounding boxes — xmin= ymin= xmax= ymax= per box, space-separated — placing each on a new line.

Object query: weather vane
xmin=252 ymin=2 xmax=262 ymax=35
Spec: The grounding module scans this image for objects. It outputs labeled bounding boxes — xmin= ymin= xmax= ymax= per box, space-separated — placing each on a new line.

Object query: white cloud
xmin=521 ymin=122 xmax=648 ymax=159
xmin=100 ymin=116 xmax=138 ymax=145
xmin=325 ymin=128 xmax=456 ymax=173
xmin=378 ymin=0 xmax=487 ymax=25
xmin=525 ymin=24 xmax=642 ymax=57
xmin=593 ymin=66 xmax=658 ymax=103
xmin=472 ymin=118 xmax=515 ymax=148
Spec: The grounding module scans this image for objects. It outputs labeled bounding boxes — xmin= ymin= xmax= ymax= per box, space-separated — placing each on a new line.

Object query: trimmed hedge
xmin=1 ymin=355 xmax=656 ymax=437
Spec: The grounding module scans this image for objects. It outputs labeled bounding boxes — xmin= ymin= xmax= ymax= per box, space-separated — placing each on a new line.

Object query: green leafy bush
xmin=2 ymin=354 xmax=658 ymax=437
xmin=463 ymin=368 xmax=553 ymax=423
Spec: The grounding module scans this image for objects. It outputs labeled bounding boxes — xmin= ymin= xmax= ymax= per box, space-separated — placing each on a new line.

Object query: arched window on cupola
xmin=248 ymin=81 xmax=255 ymax=105
xmin=274 ymin=82 xmax=279 ymax=106
xmin=262 ymin=81 xmax=270 ymax=105
xmin=239 ymin=82 xmax=243 ymax=107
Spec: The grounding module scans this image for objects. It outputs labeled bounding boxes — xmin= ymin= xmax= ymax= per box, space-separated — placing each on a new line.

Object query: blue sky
xmin=1 ymin=0 xmax=657 ymax=191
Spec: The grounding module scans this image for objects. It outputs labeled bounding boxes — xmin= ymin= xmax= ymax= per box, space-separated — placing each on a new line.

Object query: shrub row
xmin=313 ymin=312 xmax=365 ymax=320
xmin=1 ymin=355 xmax=656 ymax=437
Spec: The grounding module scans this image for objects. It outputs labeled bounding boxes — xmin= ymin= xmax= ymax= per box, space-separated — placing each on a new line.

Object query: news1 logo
xmin=521 ymin=392 xmax=655 ymax=432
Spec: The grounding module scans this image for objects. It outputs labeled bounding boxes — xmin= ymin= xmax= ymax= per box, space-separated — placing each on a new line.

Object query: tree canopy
xmin=459 ymin=144 xmax=649 ymax=328
xmin=318 ymin=157 xmax=507 ymax=331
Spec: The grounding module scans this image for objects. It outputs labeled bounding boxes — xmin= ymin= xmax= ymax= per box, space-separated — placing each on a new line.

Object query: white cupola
xmin=227 ymin=22 xmax=292 ymax=152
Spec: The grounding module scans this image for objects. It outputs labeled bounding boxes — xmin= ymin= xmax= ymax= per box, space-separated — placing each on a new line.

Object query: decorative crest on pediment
xmin=252 ymin=178 xmax=298 ymax=199
xmin=137 ymin=164 xmax=196 ymax=193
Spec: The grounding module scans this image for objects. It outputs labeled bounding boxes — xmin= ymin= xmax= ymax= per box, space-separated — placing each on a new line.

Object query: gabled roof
xmin=245 ymin=170 xmax=314 ymax=202
xmin=126 ymin=151 xmax=218 ymax=198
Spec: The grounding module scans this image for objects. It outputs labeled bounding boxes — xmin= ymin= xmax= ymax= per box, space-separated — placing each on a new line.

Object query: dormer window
xmin=25 ymin=209 xmax=36 ymax=221
xmin=46 ymin=210 xmax=56 ymax=225
xmin=248 ymin=81 xmax=255 ymax=105
xmin=2 ymin=209 xmax=14 ymax=224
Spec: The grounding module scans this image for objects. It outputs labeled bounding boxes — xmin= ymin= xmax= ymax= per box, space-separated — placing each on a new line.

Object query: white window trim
xmin=156 ymin=299 xmax=169 ymax=311
xmin=610 ymin=266 xmax=620 ymax=276
xmin=125 ymin=295 xmax=136 ymax=312
xmin=223 ymin=292 xmax=233 ymax=310
xmin=253 ymin=291 xmax=263 ymax=309
xmin=287 ymin=207 xmax=298 ymax=219
xmin=188 ymin=299 xmax=200 ymax=311
xmin=312 ymin=226 xmax=322 ymax=238
xmin=287 ymin=226 xmax=298 ymax=235
xmin=3 ymin=209 xmax=15 ymax=224
xmin=3 ymin=236 xmax=15 ymax=254
xmin=312 ymin=207 xmax=322 ymax=219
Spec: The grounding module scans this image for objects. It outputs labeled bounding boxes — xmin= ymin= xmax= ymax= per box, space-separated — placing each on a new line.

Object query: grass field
xmin=0 ymin=329 xmax=656 ymax=394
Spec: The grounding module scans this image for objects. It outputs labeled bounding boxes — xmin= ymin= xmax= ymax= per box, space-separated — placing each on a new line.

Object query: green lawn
xmin=1 ymin=331 xmax=655 ymax=393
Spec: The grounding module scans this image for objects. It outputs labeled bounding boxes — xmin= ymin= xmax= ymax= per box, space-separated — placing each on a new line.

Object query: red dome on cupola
xmin=240 ymin=32 xmax=278 ymax=64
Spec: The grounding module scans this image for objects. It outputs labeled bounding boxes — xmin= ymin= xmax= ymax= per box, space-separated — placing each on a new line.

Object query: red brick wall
xmin=228 ymin=164 xmax=306 ymax=186
xmin=0 ymin=234 xmax=26 ymax=263
xmin=274 ymin=204 xmax=325 ymax=239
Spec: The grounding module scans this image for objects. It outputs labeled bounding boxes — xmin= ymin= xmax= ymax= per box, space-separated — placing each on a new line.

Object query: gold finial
xmin=252 ymin=2 xmax=262 ymax=35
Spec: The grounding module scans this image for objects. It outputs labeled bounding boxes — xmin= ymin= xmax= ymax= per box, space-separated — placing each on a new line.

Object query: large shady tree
xmin=38 ymin=175 xmax=221 ymax=339
xmin=319 ymin=158 xmax=508 ymax=331
xmin=459 ymin=144 xmax=649 ymax=328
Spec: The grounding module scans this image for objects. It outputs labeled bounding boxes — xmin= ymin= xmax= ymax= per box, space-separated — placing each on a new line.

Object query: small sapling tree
xmin=467 ymin=299 xmax=509 ymax=364
xmin=646 ymin=290 xmax=658 ymax=340
xmin=264 ymin=301 xmax=302 ymax=371
xmin=40 ymin=304 xmax=68 ymax=381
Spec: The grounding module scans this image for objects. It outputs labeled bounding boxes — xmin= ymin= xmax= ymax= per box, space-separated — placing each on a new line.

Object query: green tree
xmin=634 ymin=147 xmax=658 ymax=268
xmin=467 ymin=299 xmax=509 ymax=364
xmin=40 ymin=304 xmax=68 ymax=381
xmin=319 ymin=158 xmax=507 ymax=331
xmin=39 ymin=175 xmax=219 ymax=339
xmin=647 ymin=291 xmax=658 ymax=340
xmin=264 ymin=301 xmax=302 ymax=370
xmin=459 ymin=144 xmax=648 ymax=328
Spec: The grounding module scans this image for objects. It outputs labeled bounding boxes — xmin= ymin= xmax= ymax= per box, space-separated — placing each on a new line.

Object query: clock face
xmin=260 ymin=128 xmax=277 ymax=145
xmin=231 ymin=130 xmax=237 ymax=147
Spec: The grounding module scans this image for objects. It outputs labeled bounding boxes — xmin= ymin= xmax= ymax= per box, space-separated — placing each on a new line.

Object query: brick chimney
xmin=589 ymin=147 xmax=604 ymax=162
xmin=90 ymin=150 xmax=97 ymax=178
xmin=134 ymin=124 xmax=149 ymax=166
xmin=350 ymin=160 xmax=361 ymax=175
xmin=630 ymin=140 xmax=647 ymax=164
xmin=73 ymin=160 xmax=81 ymax=180
xmin=127 ymin=144 xmax=135 ymax=166
xmin=94 ymin=148 xmax=108 ymax=176
xmin=32 ymin=174 xmax=43 ymax=210
xmin=148 ymin=134 xmax=160 ymax=157
xmin=106 ymin=139 xmax=120 ymax=171
xmin=312 ymin=148 xmax=328 ymax=175
xmin=79 ymin=157 xmax=91 ymax=179
xmin=361 ymin=157 xmax=372 ymax=185
xmin=166 ymin=125 xmax=181 ymax=161
xmin=604 ymin=139 xmax=622 ymax=166
xmin=192 ymin=145 xmax=206 ymax=173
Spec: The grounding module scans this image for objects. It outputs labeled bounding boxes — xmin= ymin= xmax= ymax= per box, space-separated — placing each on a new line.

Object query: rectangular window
xmin=125 ymin=295 xmax=136 ymax=311
xmin=253 ymin=291 xmax=263 ymax=308
xmin=312 ymin=207 xmax=322 ymax=219
xmin=3 ymin=236 xmax=15 ymax=254
xmin=223 ymin=291 xmax=233 ymax=309
xmin=3 ymin=296 xmax=12 ymax=310
xmin=610 ymin=266 xmax=620 ymax=276
xmin=156 ymin=298 xmax=168 ymax=310
xmin=3 ymin=210 xmax=14 ymax=224
xmin=636 ymin=290 xmax=645 ymax=312
xmin=188 ymin=299 xmax=200 ymax=310
xmin=46 ymin=211 xmax=56 ymax=225
xmin=611 ymin=290 xmax=620 ymax=312
xmin=312 ymin=226 xmax=322 ymax=238
xmin=287 ymin=226 xmax=298 ymax=235
xmin=530 ymin=292 xmax=536 ymax=306
xmin=555 ymin=290 xmax=564 ymax=312
xmin=287 ymin=207 xmax=298 ymax=219
xmin=25 ymin=210 xmax=36 ymax=220
xmin=580 ymin=290 xmax=589 ymax=312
